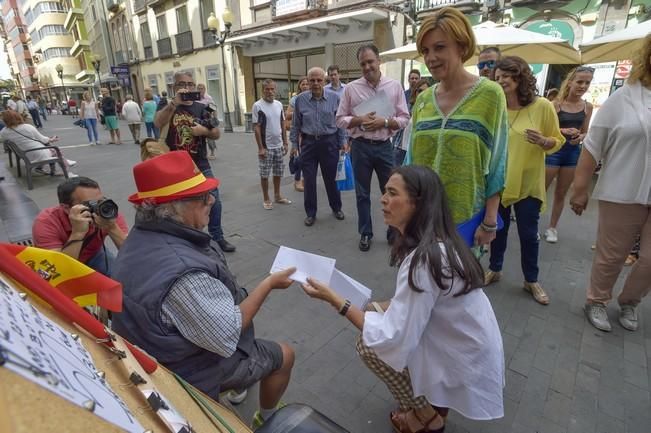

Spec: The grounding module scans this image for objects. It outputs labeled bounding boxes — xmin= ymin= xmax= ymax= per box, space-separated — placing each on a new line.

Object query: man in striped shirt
xmin=290 ymin=67 xmax=346 ymax=226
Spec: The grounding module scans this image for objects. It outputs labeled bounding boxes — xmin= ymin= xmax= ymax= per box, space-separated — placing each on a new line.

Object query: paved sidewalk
xmin=3 ymin=115 xmax=650 ymax=433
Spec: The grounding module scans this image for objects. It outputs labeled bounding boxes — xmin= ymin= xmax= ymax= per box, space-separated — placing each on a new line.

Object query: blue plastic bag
xmin=336 ymin=152 xmax=355 ymax=191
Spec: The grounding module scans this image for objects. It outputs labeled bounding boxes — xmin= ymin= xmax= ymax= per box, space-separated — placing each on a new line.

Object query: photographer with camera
xmin=32 ymin=177 xmax=128 ymax=277
xmin=154 ymin=71 xmax=235 ymax=253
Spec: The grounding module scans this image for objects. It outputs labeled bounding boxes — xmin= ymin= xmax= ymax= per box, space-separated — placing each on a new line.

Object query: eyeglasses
xmin=576 ymin=66 xmax=595 ymax=73
xmin=477 ymin=60 xmax=496 ymax=70
xmin=175 ymin=81 xmax=196 ymax=89
xmin=179 ymin=193 xmax=211 ymax=205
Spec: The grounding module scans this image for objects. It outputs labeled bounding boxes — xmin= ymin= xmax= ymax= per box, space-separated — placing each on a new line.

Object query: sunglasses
xmin=477 ymin=60 xmax=496 ymax=70
xmin=175 ymin=81 xmax=196 ymax=88
xmin=576 ymin=66 xmax=595 ymax=73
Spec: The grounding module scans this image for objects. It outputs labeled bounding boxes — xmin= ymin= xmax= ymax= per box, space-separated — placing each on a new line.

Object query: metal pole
xmin=60 ymin=78 xmax=67 ymax=111
xmin=220 ymin=43 xmax=233 ymax=132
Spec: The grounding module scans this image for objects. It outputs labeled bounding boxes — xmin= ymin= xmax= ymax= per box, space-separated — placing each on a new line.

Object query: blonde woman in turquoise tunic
xmin=407 ymin=7 xmax=508 ymax=249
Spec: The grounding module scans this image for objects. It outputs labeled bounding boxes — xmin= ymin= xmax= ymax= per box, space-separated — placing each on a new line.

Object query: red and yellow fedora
xmin=128 ymin=151 xmax=219 ymax=204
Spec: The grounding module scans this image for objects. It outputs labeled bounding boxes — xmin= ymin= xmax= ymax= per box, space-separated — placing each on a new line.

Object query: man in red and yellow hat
xmin=111 ymin=151 xmax=296 ymax=423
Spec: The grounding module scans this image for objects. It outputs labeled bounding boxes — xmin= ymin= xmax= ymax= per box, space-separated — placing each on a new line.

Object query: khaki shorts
xmin=219 ymin=339 xmax=283 ymax=391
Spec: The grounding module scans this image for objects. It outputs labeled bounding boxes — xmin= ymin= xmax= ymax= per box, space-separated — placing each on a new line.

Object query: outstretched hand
xmin=302 ymin=277 xmax=339 ymax=305
xmin=266 ymin=267 xmax=296 ymax=290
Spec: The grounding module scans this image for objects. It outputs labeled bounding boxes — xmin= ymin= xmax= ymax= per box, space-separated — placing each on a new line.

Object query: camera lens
xmin=97 ymin=199 xmax=119 ymax=219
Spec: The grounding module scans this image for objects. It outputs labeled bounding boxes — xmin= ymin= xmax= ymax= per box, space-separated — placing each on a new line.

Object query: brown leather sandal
xmin=390 ymin=408 xmax=445 ymax=433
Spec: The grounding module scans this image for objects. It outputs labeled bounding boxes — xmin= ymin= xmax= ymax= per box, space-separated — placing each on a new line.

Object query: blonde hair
xmin=83 ymin=91 xmax=91 ymax=101
xmin=416 ymin=7 xmax=476 ymax=63
xmin=628 ymin=33 xmax=651 ymax=88
xmin=557 ymin=67 xmax=594 ymax=102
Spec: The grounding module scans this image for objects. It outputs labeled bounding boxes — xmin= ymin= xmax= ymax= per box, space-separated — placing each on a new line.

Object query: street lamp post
xmin=91 ymin=55 xmax=101 ymax=99
xmin=55 ymin=64 xmax=66 ymax=112
xmin=207 ymin=9 xmax=234 ymax=133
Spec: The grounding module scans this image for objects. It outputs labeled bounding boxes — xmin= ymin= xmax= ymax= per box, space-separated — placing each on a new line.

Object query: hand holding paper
xmin=270 ymin=246 xmax=336 ymax=284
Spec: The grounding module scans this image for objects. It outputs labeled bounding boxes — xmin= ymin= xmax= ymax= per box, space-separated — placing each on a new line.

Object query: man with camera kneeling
xmin=32 ymin=177 xmax=128 ymax=277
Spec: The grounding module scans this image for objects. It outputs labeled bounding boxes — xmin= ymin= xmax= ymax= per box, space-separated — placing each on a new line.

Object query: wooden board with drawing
xmin=0 ymin=269 xmax=253 ymax=433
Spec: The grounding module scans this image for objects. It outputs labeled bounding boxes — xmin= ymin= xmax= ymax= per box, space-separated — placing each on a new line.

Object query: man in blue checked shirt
xmin=290 ymin=67 xmax=347 ymax=227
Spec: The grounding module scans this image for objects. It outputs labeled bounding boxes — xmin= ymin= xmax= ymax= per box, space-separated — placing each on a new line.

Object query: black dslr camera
xmin=82 ymin=199 xmax=119 ymax=220
xmin=195 ymin=103 xmax=220 ymax=129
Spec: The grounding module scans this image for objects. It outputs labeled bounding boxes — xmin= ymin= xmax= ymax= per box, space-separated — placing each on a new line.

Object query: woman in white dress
xmin=303 ymin=165 xmax=504 ymax=433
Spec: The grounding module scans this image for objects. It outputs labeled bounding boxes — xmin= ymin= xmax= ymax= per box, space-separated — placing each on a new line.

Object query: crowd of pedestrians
xmin=5 ymin=6 xmax=650 ymax=432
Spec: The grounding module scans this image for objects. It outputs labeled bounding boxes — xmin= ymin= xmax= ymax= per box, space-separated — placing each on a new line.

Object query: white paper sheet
xmin=0 ymin=275 xmax=144 ymax=433
xmin=329 ymin=269 xmax=372 ymax=310
xmin=270 ymin=246 xmax=336 ymax=284
xmin=352 ymin=90 xmax=395 ymax=120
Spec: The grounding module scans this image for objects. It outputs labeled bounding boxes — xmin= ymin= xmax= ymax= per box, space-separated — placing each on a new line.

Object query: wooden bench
xmin=4 ymin=139 xmax=69 ymax=190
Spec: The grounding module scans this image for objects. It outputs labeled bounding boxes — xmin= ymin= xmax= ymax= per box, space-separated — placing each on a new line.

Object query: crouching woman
xmin=303 ymin=166 xmax=504 ymax=432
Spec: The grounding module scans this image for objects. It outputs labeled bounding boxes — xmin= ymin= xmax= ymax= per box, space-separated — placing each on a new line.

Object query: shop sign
xmin=275 ymin=0 xmax=305 ymax=17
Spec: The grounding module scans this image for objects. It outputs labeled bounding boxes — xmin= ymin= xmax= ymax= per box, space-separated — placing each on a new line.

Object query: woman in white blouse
xmin=303 ymin=166 xmax=504 ymax=433
xmin=571 ymin=34 xmax=651 ymax=333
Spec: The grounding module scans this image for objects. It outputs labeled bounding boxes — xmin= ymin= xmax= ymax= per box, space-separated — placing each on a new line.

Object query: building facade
xmin=0 ymin=0 xmax=36 ymax=95
xmin=23 ymin=0 xmax=84 ymax=103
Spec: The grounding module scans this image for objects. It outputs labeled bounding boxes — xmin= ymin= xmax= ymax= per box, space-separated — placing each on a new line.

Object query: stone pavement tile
xmin=624 ymin=339 xmax=648 ymax=368
xmin=509 ymin=346 xmax=536 ymax=377
xmin=478 ymin=396 xmax=517 ymax=433
xmin=504 ymin=369 xmax=527 ymax=402
xmin=624 ymin=360 xmax=649 ymax=390
xmin=543 ymin=390 xmax=572 ymax=429
xmin=534 ymin=334 xmax=561 ymax=375
xmin=502 ymin=330 xmax=520 ymax=363
xmin=594 ymin=410 xmax=626 ymax=433
xmin=597 ymin=385 xmax=627 ymax=422
xmin=567 ymin=412 xmax=596 ymax=433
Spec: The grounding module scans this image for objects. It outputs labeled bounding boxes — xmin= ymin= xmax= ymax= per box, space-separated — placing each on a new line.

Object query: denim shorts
xmin=546 ymin=142 xmax=581 ymax=168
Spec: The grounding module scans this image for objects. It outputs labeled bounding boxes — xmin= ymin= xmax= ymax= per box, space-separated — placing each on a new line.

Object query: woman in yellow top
xmin=485 ymin=56 xmax=564 ymax=305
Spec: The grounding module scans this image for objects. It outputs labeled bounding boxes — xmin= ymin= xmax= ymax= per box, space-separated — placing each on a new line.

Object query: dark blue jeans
xmin=350 ymin=138 xmax=394 ymax=237
xmin=85 ymin=248 xmax=116 ymax=277
xmin=198 ymin=162 xmax=224 ymax=241
xmin=145 ymin=122 xmax=159 ymax=139
xmin=301 ymin=134 xmax=341 ymax=218
xmin=489 ymin=197 xmax=542 ymax=282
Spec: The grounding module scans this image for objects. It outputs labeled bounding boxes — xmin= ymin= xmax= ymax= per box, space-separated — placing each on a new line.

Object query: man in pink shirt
xmin=32 ymin=177 xmax=128 ymax=277
xmin=336 ymin=44 xmax=410 ymax=251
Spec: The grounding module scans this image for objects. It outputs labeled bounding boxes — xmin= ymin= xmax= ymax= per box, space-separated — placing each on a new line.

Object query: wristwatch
xmin=384 ymin=118 xmax=389 ymax=128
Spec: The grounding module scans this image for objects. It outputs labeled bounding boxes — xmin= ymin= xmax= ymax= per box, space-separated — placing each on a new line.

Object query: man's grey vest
xmin=111 ymin=219 xmax=254 ymax=399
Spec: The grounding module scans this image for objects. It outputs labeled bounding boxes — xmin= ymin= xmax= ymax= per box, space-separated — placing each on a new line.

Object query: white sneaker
xmin=225 ymin=388 xmax=248 ymax=404
xmin=66 ymin=159 xmax=77 ymax=167
xmin=68 ymin=172 xmax=79 ymax=178
xmin=90 ymin=142 xmax=96 ymax=146
xmin=544 ymin=228 xmax=558 ymax=243
xmin=619 ymin=304 xmax=638 ymax=331
xmin=584 ymin=303 xmax=612 ymax=332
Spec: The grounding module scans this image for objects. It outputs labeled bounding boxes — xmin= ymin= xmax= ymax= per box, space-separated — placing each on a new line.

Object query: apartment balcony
xmin=147 ymin=0 xmax=165 ymax=7
xmin=202 ymin=29 xmax=215 ymax=48
xmin=175 ymin=31 xmax=193 ymax=55
xmin=133 ymin=0 xmax=147 ymax=14
xmin=114 ymin=50 xmax=128 ymax=64
xmin=271 ymin=0 xmax=327 ymax=22
xmin=157 ymin=37 xmax=172 ymax=58
xmin=70 ymin=39 xmax=90 ymax=57
xmin=415 ymin=0 xmax=482 ymax=18
xmin=64 ymin=8 xmax=84 ymax=32
xmin=106 ymin=0 xmax=121 ymax=13
xmin=143 ymin=46 xmax=153 ymax=59
xmin=75 ymin=69 xmax=95 ymax=82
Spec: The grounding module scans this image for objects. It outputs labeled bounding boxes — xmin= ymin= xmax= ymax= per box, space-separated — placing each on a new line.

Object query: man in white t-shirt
xmin=252 ymin=79 xmax=291 ymax=210
xmin=121 ymin=95 xmax=142 ymax=144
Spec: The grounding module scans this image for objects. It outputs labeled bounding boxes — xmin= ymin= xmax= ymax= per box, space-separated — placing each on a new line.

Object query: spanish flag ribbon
xmin=1 ymin=244 xmax=122 ymax=312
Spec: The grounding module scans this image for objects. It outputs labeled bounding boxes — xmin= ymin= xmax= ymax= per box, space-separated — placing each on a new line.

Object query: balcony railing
xmin=157 ymin=37 xmax=172 ymax=58
xmin=202 ymin=28 xmax=215 ymax=48
xmin=133 ymin=0 xmax=146 ymax=13
xmin=272 ymin=0 xmax=327 ymax=20
xmin=415 ymin=0 xmax=482 ymax=15
xmin=143 ymin=46 xmax=153 ymax=59
xmin=114 ymin=50 xmax=127 ymax=64
xmin=175 ymin=30 xmax=193 ymax=54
